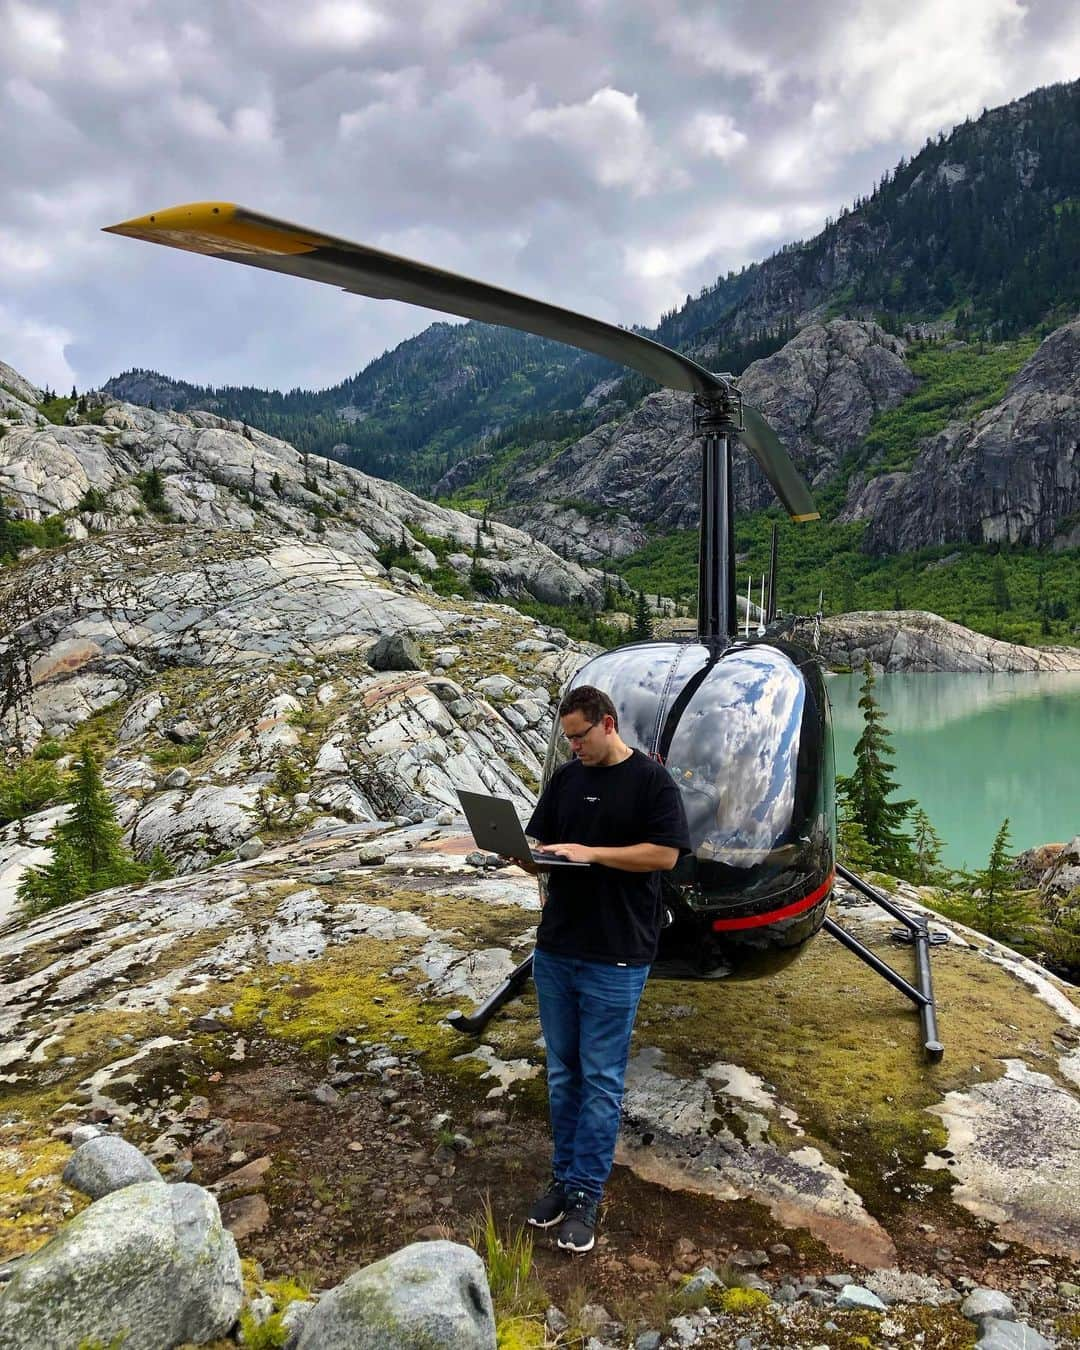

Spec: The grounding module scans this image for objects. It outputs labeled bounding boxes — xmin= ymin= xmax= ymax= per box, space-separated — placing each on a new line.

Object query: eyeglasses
xmin=563 ymin=722 xmax=598 ymax=746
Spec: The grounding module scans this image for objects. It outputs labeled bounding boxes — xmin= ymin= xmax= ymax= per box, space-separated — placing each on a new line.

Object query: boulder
xmin=294 ymin=1239 xmax=495 ymax=1349
xmin=369 ymin=633 xmax=424 ymax=672
xmin=0 ymin=1182 xmax=242 ymax=1350
xmin=976 ymin=1319 xmax=1053 ymax=1349
xmin=62 ymin=1135 xmax=162 ymax=1199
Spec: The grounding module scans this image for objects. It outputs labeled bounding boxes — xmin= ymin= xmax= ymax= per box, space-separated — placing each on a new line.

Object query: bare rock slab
xmin=62 ymin=1134 xmax=162 ymax=1199
xmin=294 ymin=1239 xmax=495 ymax=1349
xmin=0 ymin=1181 xmax=242 ymax=1350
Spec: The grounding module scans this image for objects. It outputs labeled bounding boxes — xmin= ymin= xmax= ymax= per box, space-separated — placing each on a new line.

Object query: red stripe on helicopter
xmin=711 ymin=870 xmax=835 ymax=932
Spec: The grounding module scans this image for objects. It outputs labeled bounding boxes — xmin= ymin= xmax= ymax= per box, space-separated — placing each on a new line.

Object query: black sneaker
xmin=556 ymin=1190 xmax=598 ymax=1253
xmin=526 ymin=1178 xmax=567 ymax=1230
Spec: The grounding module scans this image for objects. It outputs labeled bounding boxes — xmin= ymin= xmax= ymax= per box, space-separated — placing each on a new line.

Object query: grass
xmin=472 ymin=1197 xmax=547 ymax=1323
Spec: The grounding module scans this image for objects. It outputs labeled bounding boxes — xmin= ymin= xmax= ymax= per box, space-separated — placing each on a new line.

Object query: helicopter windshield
xmin=664 ymin=648 xmax=805 ymax=868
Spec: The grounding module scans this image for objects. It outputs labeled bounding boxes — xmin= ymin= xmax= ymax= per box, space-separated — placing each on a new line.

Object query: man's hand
xmin=542 ymin=842 xmax=596 ymax=864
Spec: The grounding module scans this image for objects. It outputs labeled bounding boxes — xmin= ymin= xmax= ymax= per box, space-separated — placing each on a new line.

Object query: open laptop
xmin=456 ymin=789 xmax=590 ymax=868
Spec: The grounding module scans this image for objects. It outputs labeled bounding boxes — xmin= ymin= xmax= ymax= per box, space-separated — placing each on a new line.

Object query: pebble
xmin=730 ymin=1249 xmax=769 ymax=1269
xmin=962 ymin=1288 xmax=1016 ymax=1323
xmin=836 ymin=1284 xmax=887 ymax=1312
xmin=680 ymin=1267 xmax=722 ymax=1299
xmin=311 ymin=1083 xmax=340 ymax=1105
xmin=545 ymin=1306 xmax=569 ymax=1335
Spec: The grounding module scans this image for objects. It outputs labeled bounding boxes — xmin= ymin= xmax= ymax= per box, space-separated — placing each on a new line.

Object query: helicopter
xmin=104 ymin=202 xmax=943 ymax=1059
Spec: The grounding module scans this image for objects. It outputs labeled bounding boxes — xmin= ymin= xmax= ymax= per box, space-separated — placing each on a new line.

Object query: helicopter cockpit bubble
xmin=543 ymin=636 xmax=835 ymax=976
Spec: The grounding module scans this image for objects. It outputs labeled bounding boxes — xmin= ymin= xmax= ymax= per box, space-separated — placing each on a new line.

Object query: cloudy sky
xmin=3 ymin=0 xmax=1079 ymax=393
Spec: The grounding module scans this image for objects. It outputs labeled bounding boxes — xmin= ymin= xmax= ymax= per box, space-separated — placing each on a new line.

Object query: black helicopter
xmin=105 ymin=202 xmax=943 ymax=1058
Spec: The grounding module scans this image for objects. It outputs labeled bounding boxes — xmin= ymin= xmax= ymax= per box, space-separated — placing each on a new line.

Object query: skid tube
xmin=446 ymin=870 xmax=944 ymax=1060
xmin=444 ymin=953 xmax=535 ymax=1035
xmin=829 ymin=863 xmax=944 ymax=1061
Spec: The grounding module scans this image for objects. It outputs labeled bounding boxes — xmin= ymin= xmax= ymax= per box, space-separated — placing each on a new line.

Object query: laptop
xmin=456 ymin=790 xmax=590 ymax=868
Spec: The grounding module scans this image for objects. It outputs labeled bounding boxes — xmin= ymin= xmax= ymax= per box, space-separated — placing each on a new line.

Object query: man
xmin=522 ymin=684 xmax=691 ymax=1254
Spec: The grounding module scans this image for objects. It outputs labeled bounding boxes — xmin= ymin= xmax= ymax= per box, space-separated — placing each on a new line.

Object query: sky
xmin=3 ymin=0 xmax=1079 ymax=394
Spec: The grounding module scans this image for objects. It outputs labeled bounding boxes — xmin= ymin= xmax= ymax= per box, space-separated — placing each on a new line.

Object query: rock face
xmin=0 ymin=1181 xmax=242 ymax=1350
xmin=0 ymin=371 xmax=600 ymax=609
xmin=794 ymin=610 xmax=1080 ymax=673
xmin=294 ymin=1239 xmax=495 ymax=1349
xmin=846 ymin=319 xmax=1080 ymax=552
xmin=498 ymin=321 xmax=915 ymax=550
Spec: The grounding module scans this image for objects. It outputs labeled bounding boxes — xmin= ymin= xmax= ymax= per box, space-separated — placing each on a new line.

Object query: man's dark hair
xmin=558 ymin=685 xmax=618 ymax=730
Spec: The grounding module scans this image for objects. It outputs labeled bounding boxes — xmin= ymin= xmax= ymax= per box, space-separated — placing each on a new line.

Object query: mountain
xmin=102 ymin=79 xmax=1080 ymax=510
xmin=104 ymin=322 xmax=611 ymax=496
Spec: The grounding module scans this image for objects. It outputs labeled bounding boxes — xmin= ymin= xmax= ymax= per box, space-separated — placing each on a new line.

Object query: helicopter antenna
xmin=757 ymin=575 xmax=767 ymax=637
xmin=767 ymin=523 xmax=779 ymax=623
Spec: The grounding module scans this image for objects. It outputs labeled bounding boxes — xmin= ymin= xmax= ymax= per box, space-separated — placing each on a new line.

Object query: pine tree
xmin=910 ymin=806 xmax=948 ymax=885
xmin=962 ymin=818 xmax=1033 ymax=943
xmin=632 ymin=590 xmax=653 ymax=641
xmin=271 ymin=471 xmax=284 ymax=497
xmin=836 ymin=662 xmax=914 ymax=874
xmin=17 ymin=746 xmax=154 ymax=918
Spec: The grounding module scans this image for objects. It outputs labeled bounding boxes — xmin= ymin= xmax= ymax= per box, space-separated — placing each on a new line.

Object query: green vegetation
xmin=616 ymin=517 xmax=1080 ymax=648
xmin=0 ymin=758 xmax=65 ymax=828
xmin=472 ymin=1193 xmax=545 ymax=1328
xmin=845 ymin=336 xmax=1038 ymax=478
xmin=135 ymin=467 xmax=172 ymax=519
xmin=931 ymin=819 xmax=1035 ymax=947
xmin=16 ymin=746 xmax=168 ymax=919
xmin=837 ymin=663 xmax=915 ymax=876
xmin=0 ymin=508 xmax=69 ymax=565
xmin=631 ymin=589 xmax=653 ymax=641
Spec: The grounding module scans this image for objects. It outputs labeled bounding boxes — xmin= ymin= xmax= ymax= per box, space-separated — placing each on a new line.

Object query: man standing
xmin=523 ymin=685 xmax=691 ymax=1253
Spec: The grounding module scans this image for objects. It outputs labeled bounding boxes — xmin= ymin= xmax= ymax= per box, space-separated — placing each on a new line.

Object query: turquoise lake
xmin=827 ymin=672 xmax=1080 ymax=870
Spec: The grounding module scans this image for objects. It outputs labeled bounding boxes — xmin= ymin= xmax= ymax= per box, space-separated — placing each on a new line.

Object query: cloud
xmin=523 ymin=87 xmax=666 ymax=193
xmin=683 ymin=112 xmax=747 ymax=161
xmin=0 ymin=301 xmax=76 ymax=389
xmin=1 ymin=0 xmax=1077 ymax=393
xmin=6 ymin=1 xmax=66 ymax=71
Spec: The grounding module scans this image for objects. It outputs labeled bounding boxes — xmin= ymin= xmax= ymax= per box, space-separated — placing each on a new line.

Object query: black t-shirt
xmin=526 ymin=749 xmax=691 ymax=966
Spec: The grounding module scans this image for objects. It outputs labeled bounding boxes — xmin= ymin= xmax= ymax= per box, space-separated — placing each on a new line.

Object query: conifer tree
xmin=962 ymin=818 xmax=1032 ymax=943
xmin=17 ymin=746 xmax=157 ymax=918
xmin=632 ymin=590 xmax=653 ymax=641
xmin=910 ymin=806 xmax=948 ymax=885
xmin=992 ymin=557 xmax=1012 ymax=611
xmin=836 ymin=662 xmax=914 ymax=874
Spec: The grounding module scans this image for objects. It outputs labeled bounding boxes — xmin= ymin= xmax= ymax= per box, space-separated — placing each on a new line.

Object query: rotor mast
xmin=695 ymin=383 xmax=741 ymax=641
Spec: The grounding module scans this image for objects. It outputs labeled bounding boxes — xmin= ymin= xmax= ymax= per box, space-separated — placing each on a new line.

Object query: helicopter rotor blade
xmin=104 ymin=202 xmax=820 ymax=522
xmin=103 ymin=201 xmax=727 ymax=400
xmin=738 ymin=405 xmax=820 ymax=522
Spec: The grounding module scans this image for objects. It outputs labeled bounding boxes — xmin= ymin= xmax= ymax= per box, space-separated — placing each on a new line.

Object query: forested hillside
xmin=104 ymin=79 xmax=1080 ymax=501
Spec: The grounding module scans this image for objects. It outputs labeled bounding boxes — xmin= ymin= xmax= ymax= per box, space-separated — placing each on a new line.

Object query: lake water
xmin=827 ymin=672 xmax=1080 ymax=871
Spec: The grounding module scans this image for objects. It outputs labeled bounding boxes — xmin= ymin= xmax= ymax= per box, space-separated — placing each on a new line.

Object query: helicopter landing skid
xmin=827 ymin=864 xmax=944 ymax=1061
xmin=444 ymin=953 xmax=535 ymax=1036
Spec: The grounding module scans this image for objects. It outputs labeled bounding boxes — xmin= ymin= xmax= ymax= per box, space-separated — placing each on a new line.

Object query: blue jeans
xmin=532 ymin=948 xmax=650 ymax=1203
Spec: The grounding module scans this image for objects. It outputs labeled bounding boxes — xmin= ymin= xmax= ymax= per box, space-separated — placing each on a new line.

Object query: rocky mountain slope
xmin=3 ymin=365 xmax=1080 ymax=1345
xmin=496 ymin=320 xmax=917 ymax=558
xmin=0 ymin=367 xmax=600 ymax=611
xmin=845 ymin=317 xmax=1080 ymax=554
xmin=100 ymin=80 xmax=1080 ymax=566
